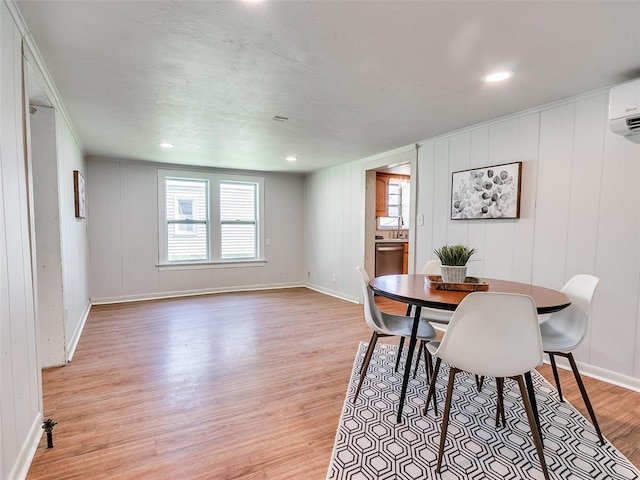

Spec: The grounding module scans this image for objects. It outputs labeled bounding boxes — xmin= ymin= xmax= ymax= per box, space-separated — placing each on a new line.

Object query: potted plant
xmin=433 ymin=244 xmax=475 ymax=283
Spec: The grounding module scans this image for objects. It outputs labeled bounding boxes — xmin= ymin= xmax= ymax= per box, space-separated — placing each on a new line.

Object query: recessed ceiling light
xmin=286 ymin=156 xmax=298 ymax=162
xmin=159 ymin=142 xmax=174 ymax=149
xmin=484 ymin=71 xmax=513 ymax=83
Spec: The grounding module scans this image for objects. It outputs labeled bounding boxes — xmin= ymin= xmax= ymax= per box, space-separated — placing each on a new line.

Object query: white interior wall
xmin=0 ymin=2 xmax=43 ymax=478
xmin=304 ymin=147 xmax=416 ymax=302
xmin=87 ymin=156 xmax=305 ymax=302
xmin=304 ymin=88 xmax=640 ymax=389
xmin=30 ymin=105 xmax=66 ymax=368
xmin=55 ymin=107 xmax=90 ymax=360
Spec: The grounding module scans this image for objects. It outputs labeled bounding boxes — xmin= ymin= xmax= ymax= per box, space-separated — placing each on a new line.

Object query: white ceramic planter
xmin=440 ymin=265 xmax=467 ymax=283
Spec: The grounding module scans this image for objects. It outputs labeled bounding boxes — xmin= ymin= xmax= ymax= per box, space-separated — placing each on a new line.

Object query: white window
xmin=220 ymin=182 xmax=257 ymax=259
xmin=387 ymin=181 xmax=402 ymax=218
xmin=165 ymin=178 xmax=208 ymax=261
xmin=158 ymin=169 xmax=264 ymax=265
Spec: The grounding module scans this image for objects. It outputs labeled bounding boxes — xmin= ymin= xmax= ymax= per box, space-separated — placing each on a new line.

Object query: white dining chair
xmin=354 ymin=266 xmax=436 ymax=403
xmin=540 ymin=274 xmax=604 ymax=444
xmin=423 ymin=292 xmax=549 ymax=480
xmin=408 ymin=259 xmax=454 ymax=378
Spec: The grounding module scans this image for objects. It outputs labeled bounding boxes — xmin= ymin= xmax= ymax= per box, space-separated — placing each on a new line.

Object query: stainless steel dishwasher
xmin=375 ymin=242 xmax=404 ymax=276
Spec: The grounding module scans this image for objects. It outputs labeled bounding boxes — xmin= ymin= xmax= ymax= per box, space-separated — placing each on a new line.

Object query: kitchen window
xmin=158 ymin=169 xmax=264 ymax=266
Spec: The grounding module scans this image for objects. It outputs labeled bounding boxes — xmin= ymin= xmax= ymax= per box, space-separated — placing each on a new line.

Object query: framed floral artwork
xmin=451 ymin=161 xmax=522 ymax=220
xmin=74 ymin=170 xmax=86 ymax=219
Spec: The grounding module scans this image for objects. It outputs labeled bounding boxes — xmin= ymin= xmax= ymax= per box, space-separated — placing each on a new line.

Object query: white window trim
xmin=157 ymin=169 xmax=265 ymax=267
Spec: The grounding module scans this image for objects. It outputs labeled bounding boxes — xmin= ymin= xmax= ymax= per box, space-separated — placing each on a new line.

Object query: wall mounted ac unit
xmin=609 ymin=78 xmax=640 ymax=143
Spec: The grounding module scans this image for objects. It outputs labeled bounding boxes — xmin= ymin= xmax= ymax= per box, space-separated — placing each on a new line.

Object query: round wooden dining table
xmin=370 ymin=275 xmax=571 ymax=314
xmin=369 ymin=274 xmax=571 ymax=424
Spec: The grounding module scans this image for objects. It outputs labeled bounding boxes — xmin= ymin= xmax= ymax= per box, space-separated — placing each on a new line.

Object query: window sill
xmin=157 ymin=259 xmax=267 ymax=271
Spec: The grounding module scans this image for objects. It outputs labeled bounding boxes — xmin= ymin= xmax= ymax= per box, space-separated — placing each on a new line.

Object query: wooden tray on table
xmin=425 ymin=275 xmax=489 ymax=292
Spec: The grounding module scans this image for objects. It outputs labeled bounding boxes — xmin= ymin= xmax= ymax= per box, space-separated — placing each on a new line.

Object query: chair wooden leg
xmin=413 ymin=341 xmax=424 ymax=379
xmin=524 ymin=371 xmax=544 ymax=445
xmin=359 ymin=332 xmax=377 ymax=375
xmin=424 ymin=343 xmax=433 ymax=384
xmin=354 ymin=332 xmax=379 ymax=403
xmin=475 ymin=375 xmax=485 ymax=391
xmin=514 ymin=375 xmax=550 ymax=480
xmin=423 ymin=357 xmax=442 ymax=415
xmin=566 ymin=352 xmax=605 ymax=445
xmin=395 ymin=336 xmax=405 ymax=373
xmin=436 ymin=367 xmax=459 ymax=473
xmin=548 ymin=352 xmax=564 ymax=401
xmin=495 ymin=377 xmax=506 ymax=427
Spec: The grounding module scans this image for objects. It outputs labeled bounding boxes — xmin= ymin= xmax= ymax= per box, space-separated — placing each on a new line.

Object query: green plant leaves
xmin=433 ymin=244 xmax=476 ymax=266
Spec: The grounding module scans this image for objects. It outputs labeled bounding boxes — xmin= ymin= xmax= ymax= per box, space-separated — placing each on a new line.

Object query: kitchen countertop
xmin=375 ymin=238 xmax=408 ymax=243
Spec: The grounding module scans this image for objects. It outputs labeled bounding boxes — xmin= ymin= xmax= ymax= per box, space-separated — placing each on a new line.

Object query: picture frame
xmin=451 ymin=161 xmax=522 ymax=220
xmin=73 ymin=170 xmax=86 ymax=219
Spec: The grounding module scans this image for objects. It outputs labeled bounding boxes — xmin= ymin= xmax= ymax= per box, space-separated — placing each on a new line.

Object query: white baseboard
xmin=304 ymin=283 xmax=359 ymax=304
xmin=90 ymin=282 xmax=305 ymax=305
xmin=543 ymin=357 xmax=640 ymax=394
xmin=9 ymin=413 xmax=42 ymax=480
xmin=66 ymin=300 xmax=91 ymax=362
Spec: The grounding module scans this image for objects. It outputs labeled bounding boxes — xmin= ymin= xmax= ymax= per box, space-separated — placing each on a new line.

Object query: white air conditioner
xmin=609 ymin=78 xmax=640 ymax=143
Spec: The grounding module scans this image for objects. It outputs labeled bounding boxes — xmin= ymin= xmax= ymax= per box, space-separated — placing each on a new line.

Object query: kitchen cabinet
xmin=376 ymin=174 xmax=388 ymax=217
xmin=403 ymin=242 xmax=408 ymax=274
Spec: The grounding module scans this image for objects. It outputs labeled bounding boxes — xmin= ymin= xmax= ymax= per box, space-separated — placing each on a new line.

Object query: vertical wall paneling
xmin=564 ymin=94 xmax=608 ymax=364
xmin=432 ymin=139 xmax=450 ymax=252
xmin=591 ymin=123 xmax=640 ymax=376
xmin=532 ymin=103 xmax=576 ymax=288
xmin=87 ymin=158 xmax=123 ymax=299
xmin=482 ymin=120 xmax=521 ymax=281
xmin=564 ymin=95 xmax=606 ymax=277
xmin=466 ymin=127 xmax=490 ymax=278
xmin=447 ymin=132 xmax=471 ymax=248
xmin=511 ymin=113 xmax=540 ymax=283
xmin=348 ymin=165 xmax=362 ymax=293
xmin=56 ymin=114 xmax=89 ymax=357
xmin=1 ymin=2 xmax=43 ymax=476
xmin=414 ymin=142 xmax=435 ymax=273
xmin=30 ymin=105 xmax=66 ymax=367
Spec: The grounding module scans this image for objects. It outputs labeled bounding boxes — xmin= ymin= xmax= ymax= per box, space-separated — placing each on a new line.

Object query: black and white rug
xmin=327 ymin=342 xmax=640 ymax=480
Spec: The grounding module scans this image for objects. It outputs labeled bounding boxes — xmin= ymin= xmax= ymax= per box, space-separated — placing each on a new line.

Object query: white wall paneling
xmin=591 ymin=107 xmax=640 ymax=376
xmin=88 ymin=157 xmax=305 ymax=302
xmin=54 ymin=106 xmax=90 ymax=360
xmin=30 ymin=105 xmax=66 ymax=368
xmin=0 ymin=2 xmax=43 ymax=477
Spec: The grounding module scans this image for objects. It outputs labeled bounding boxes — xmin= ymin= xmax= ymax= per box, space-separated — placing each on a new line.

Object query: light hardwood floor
xmin=28 ymin=288 xmax=640 ymax=479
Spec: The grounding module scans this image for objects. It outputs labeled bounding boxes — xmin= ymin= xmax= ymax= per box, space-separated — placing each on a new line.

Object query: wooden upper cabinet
xmin=376 ymin=174 xmax=388 ymax=217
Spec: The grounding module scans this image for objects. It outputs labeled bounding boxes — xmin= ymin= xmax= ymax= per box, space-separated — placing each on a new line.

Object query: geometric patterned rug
xmin=327 ymin=342 xmax=640 ymax=480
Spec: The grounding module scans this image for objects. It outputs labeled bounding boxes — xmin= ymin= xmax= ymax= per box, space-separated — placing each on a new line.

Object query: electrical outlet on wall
xmin=332 ymin=273 xmax=336 ymax=282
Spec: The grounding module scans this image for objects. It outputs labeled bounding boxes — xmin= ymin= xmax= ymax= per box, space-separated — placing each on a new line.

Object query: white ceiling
xmin=16 ymin=0 xmax=640 ymax=174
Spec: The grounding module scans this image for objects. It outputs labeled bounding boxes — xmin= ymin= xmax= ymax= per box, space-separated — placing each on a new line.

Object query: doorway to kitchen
xmin=363 ymin=159 xmax=414 ymax=279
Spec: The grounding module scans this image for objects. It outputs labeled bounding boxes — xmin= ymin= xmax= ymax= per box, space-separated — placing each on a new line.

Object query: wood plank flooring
xmin=27 ymin=288 xmax=640 ymax=479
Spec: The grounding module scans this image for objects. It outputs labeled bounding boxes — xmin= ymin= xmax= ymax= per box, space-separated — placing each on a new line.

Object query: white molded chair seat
xmin=423 ymin=292 xmax=549 ymax=480
xmin=539 ymin=274 xmax=604 ymax=444
xmin=354 ymin=266 xmax=436 ymax=403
